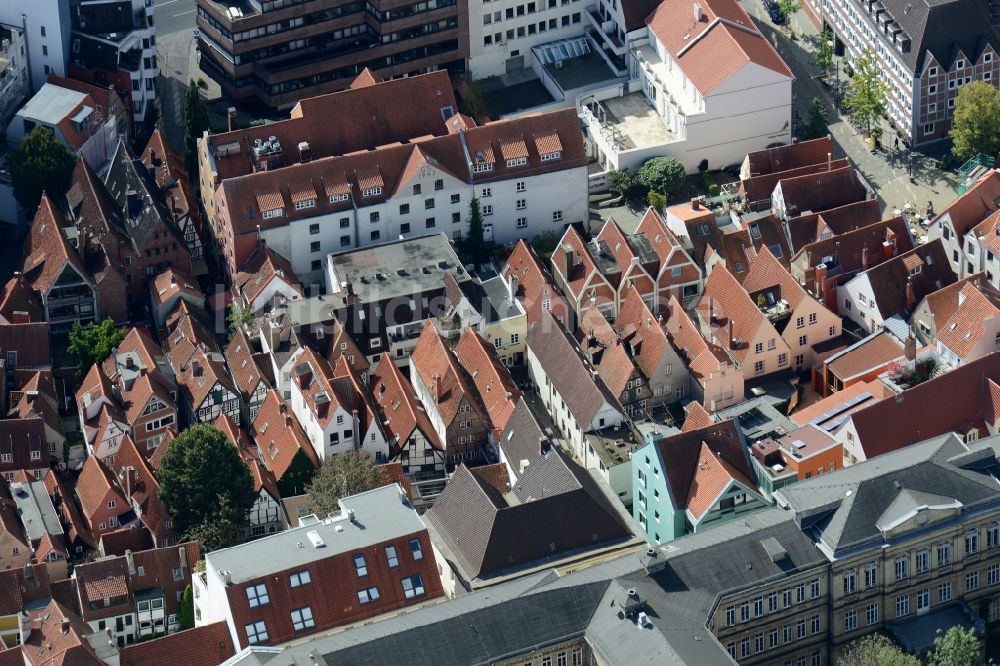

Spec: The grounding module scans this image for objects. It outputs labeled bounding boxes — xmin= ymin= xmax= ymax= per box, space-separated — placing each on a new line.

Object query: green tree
xmin=836 ymin=633 xmax=920 ymax=666
xmin=927 ymin=626 xmax=987 ymax=666
xmin=845 ymin=48 xmax=889 ymax=138
xmin=637 ymin=157 xmax=686 ymax=199
xmin=306 ymin=450 xmax=384 ymax=518
xmin=459 ymin=197 xmax=488 ymax=265
xmin=158 ymin=424 xmax=256 ymax=534
xmin=183 ymin=513 xmax=245 ymax=552
xmin=778 ymin=0 xmax=801 ymax=28
xmin=9 ymin=126 xmax=77 ymax=210
xmin=67 ymin=318 xmax=126 ymax=377
xmin=178 ymin=585 xmax=195 ymax=630
xmin=227 ymin=305 xmax=254 ymax=339
xmin=183 ymin=80 xmax=211 ymax=182
xmin=815 ymin=27 xmax=835 ymax=75
xmin=803 ymin=97 xmax=830 ymax=140
xmin=647 ymin=191 xmax=666 ymax=212
xmin=607 ymin=169 xmax=634 ymax=196
xmin=530 ymin=231 xmax=559 ymax=257
xmin=950 ymin=81 xmax=1000 ymax=162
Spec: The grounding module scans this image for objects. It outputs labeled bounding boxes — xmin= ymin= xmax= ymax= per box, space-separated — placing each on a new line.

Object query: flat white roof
xmin=17 ymin=84 xmax=88 ymax=126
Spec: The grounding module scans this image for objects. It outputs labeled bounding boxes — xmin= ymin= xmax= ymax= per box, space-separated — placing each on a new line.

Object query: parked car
xmin=764 ymin=1 xmax=785 ymax=23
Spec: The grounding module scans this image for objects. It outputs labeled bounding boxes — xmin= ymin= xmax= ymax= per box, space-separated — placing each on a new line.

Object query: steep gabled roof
xmin=776 ymin=166 xmax=868 ymax=218
xmin=112 ymin=436 xmax=171 ymax=540
xmin=742 ymin=245 xmax=808 ymax=310
xmin=426 ymin=448 xmax=632 ymax=579
xmin=370 ymin=355 xmax=443 ymax=455
xmin=700 ymin=264 xmax=769 ymax=362
xmin=0 ymin=274 xmax=44 ymax=323
xmin=652 ymin=418 xmax=755 ymax=511
xmin=454 ymin=329 xmax=522 ymax=439
xmin=235 ymin=244 xmax=303 ymax=306
xmin=859 ymin=239 xmax=956 ymax=319
xmin=410 ymin=323 xmax=488 ymax=427
xmin=119 ymin=621 xmax=236 ymax=666
xmin=75 ymin=455 xmax=126 ymax=523
xmin=937 ymin=283 xmax=1000 ymax=360
xmin=664 ymin=295 xmax=730 ymax=382
xmin=225 ymin=328 xmax=270 ymax=401
xmin=251 ymin=390 xmax=320 ymax=481
xmin=23 ymin=195 xmax=92 ymax=296
xmin=686 ymin=441 xmax=758 ymax=519
xmin=527 ymin=311 xmax=623 ymax=426
xmin=786 ymin=199 xmax=883 ymax=253
xmin=793 ymin=216 xmax=914 ymax=274
xmin=645 ymin=0 xmax=792 ymax=94
xmin=613 ymin=287 xmax=671 ymax=381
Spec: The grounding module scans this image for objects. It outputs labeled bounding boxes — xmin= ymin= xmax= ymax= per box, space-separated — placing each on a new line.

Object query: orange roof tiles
xmin=454 ymin=329 xmax=521 ymax=440
xmin=686 ymin=442 xmax=756 ymax=519
xmin=826 ymin=332 xmax=904 ymax=381
xmin=370 ymin=355 xmax=442 ymax=456
xmin=665 ymin=295 xmax=730 ymax=382
xmin=682 ymin=401 xmax=715 ymax=431
xmin=742 ymin=245 xmax=808 ymax=309
xmin=700 ymin=264 xmax=767 ymax=363
xmin=645 ymin=0 xmax=792 ymax=94
xmin=255 ymin=192 xmax=284 ymax=213
xmin=745 ymin=137 xmax=835 ymax=177
xmin=251 ymin=390 xmax=320 ymax=481
xmin=410 ymin=323 xmax=488 ymax=427
xmin=534 ymin=132 xmax=563 ymax=155
xmin=937 ymin=283 xmax=1000 ymax=359
xmin=75 ymin=456 xmax=126 ymax=525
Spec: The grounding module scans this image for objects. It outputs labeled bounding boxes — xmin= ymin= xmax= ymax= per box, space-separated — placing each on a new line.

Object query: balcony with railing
xmin=585 ymin=6 xmax=626 ymax=55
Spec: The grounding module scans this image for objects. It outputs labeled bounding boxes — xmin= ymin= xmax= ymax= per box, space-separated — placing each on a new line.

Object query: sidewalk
xmin=156 ymin=31 xmax=223 ymax=153
xmin=739 ymin=0 xmax=959 ymax=218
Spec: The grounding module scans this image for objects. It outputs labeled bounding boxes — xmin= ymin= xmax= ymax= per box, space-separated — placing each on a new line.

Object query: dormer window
xmin=473 ymin=162 xmax=494 ymax=173
xmin=294 ymin=199 xmax=316 ymax=211
xmin=540 ymin=151 xmax=561 ymax=162
xmin=506 ymin=157 xmax=527 ymax=168
xmin=329 ymin=193 xmax=350 ymax=203
xmin=262 ymin=208 xmax=283 ymax=220
xmin=362 ymin=187 xmax=382 ymax=198
xmin=910 ymin=265 xmax=921 ymax=276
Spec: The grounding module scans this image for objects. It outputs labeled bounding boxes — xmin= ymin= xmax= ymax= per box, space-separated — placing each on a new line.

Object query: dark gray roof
xmin=888 ymin=602 xmax=985 ymax=653
xmin=75 ymin=0 xmax=135 ymax=35
xmin=776 ymin=433 xmax=1000 ymax=554
xmin=426 ymin=448 xmax=633 ymax=581
xmin=527 ymin=310 xmax=623 ymax=426
xmin=498 ymin=397 xmax=549 ymax=470
xmin=311 ymin=581 xmax=611 ymax=666
xmin=70 ymin=33 xmax=122 ymax=71
xmin=879 ymin=0 xmax=1000 ymax=73
xmin=104 ymin=140 xmax=186 ymax=255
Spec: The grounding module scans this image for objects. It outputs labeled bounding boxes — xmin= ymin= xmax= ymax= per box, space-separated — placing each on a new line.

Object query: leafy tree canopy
xmin=68 ymin=319 xmax=126 ymax=377
xmin=950 ymin=81 xmax=1000 ymax=162
xmin=158 ymin=424 xmax=256 ymax=535
xmin=637 ymin=157 xmax=686 ymax=197
xmin=836 ymin=633 xmax=920 ymax=666
xmin=845 ymin=48 xmax=889 ymax=138
xmin=926 ymin=626 xmax=988 ymax=666
xmin=9 ymin=126 xmax=77 ymax=209
xmin=306 ymin=450 xmax=384 ymax=518
xmin=184 ymin=80 xmax=211 ymax=181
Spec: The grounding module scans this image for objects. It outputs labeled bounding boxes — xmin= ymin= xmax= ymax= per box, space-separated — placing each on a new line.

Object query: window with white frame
xmin=362 ymin=187 xmax=382 ymax=197
xmin=290 ymin=606 xmax=314 ymax=631
xmin=246 ymin=583 xmax=269 ymax=608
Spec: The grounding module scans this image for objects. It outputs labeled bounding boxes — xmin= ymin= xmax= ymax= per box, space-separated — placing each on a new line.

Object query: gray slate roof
xmin=498 ymin=397 xmax=549 ymax=470
xmin=881 ymin=0 xmax=1000 ymax=73
xmin=104 ymin=139 xmax=186 ymax=255
xmin=527 ymin=310 xmax=623 ymax=426
xmin=776 ymin=433 xmax=1000 ymax=554
xmin=426 ymin=448 xmax=633 ymax=581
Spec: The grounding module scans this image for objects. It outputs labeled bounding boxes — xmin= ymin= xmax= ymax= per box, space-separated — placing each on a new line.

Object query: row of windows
xmin=726 ymin=614 xmax=822 ymax=659
xmin=724 ymin=579 xmax=822 ymax=626
xmin=482 ymin=13 xmax=579 ymax=44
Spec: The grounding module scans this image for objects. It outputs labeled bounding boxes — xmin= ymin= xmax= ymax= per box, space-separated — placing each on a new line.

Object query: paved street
xmin=739 ymin=0 xmax=960 ymax=220
xmin=155 ymin=0 xmax=197 ymax=45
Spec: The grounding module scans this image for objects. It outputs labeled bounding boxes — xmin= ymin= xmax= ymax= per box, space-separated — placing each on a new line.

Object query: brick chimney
xmin=227 ymin=107 xmax=237 ymax=132
xmin=813 ymin=263 xmax=828 ymax=299
xmin=691 ymin=197 xmax=701 ymax=211
xmin=861 ymin=244 xmax=869 ymax=268
xmin=125 ymin=549 xmax=135 ymax=576
xmin=905 ymin=326 xmax=917 ymax=362
xmin=10 ymin=311 xmax=29 ymax=324
xmin=905 ymin=277 xmax=916 ymax=311
xmin=433 ymin=373 xmax=443 ymax=403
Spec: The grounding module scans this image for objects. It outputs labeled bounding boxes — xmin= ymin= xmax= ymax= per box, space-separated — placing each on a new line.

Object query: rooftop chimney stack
xmin=905 ymin=277 xmax=916 ymax=311
xmin=227 ymin=107 xmax=237 ymax=132
xmin=905 ymin=325 xmax=917 ymax=362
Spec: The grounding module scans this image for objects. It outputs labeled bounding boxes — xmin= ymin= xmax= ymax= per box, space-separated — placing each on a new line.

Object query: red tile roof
xmin=454 ymin=329 xmax=521 ymax=440
xmin=742 ymin=245 xmax=808 ymax=309
xmin=741 ymin=159 xmax=850 ymax=207
xmin=0 ymin=322 xmax=50 ymax=369
xmin=22 ymin=599 xmax=103 ymax=666
xmin=0 ymin=274 xmax=44 ymax=323
xmin=251 ymin=390 xmax=320 ymax=482
xmin=826 ymin=332 xmax=904 ymax=381
xmin=613 ymin=287 xmax=672 ymax=381
xmin=75 ymin=456 xmax=126 ymax=528
xmin=793 ymin=216 xmax=914 ymax=275
xmin=744 ymin=138 xmax=835 ymax=177
xmin=849 ymin=351 xmax=1000 ymax=458
xmin=786 ymin=199 xmax=884 ymax=253
xmin=682 ymin=401 xmax=715 ymax=431
xmin=776 ymin=166 xmax=869 ymax=218
xmin=112 ymin=435 xmax=173 ymax=542
xmin=790 ymin=379 xmax=888 ymax=426
xmin=686 ymin=441 xmax=757 ymax=519
xmin=917 ymin=273 xmax=990 ymax=335
xmin=235 ymin=244 xmax=303 ymax=305
xmin=700 ymin=264 xmax=768 ymax=363
xmin=860 ymin=239 xmax=956 ymax=319
xmin=23 ymin=195 xmax=92 ymax=296
xmin=934 ymin=169 xmax=1000 ymax=245
xmin=225 ymin=328 xmax=269 ymax=401
xmin=369 ymin=355 xmax=442 ymax=456
xmin=937 ymin=283 xmax=1000 ymax=359
xmin=152 ymin=268 xmax=204 ymax=309
xmin=645 ymin=0 xmax=792 ymax=94
xmin=119 ymin=622 xmax=236 ymax=666
xmin=501 ymin=240 xmax=569 ymax=325
xmin=664 ymin=295 xmax=731 ymax=383
xmin=410 ymin=323 xmax=489 ymax=428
